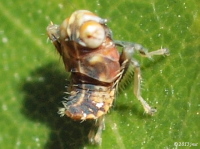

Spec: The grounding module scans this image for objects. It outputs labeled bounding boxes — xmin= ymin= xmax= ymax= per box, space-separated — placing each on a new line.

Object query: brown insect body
xmin=47 ymin=10 xmax=123 ymax=120
xmin=59 ymin=37 xmax=121 ymax=120
xmin=47 ymin=10 xmax=169 ymax=144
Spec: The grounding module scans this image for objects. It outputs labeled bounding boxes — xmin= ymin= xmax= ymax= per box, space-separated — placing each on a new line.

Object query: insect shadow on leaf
xmin=21 ymin=62 xmax=95 ymax=149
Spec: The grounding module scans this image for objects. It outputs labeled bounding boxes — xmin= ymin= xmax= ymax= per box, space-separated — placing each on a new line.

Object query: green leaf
xmin=0 ymin=0 xmax=199 ymax=148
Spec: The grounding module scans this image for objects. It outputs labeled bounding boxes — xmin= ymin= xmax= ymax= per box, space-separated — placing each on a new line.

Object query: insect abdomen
xmin=59 ymin=84 xmax=116 ymax=120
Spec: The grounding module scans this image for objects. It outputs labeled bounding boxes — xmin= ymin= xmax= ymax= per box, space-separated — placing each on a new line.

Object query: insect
xmin=47 ymin=10 xmax=169 ymax=145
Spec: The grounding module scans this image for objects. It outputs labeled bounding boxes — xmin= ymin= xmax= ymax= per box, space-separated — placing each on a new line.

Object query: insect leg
xmin=88 ymin=116 xmax=105 ymax=145
xmin=46 ymin=23 xmax=62 ymax=54
xmin=116 ymin=41 xmax=169 ymax=115
xmin=115 ymin=40 xmax=169 ymax=58
xmin=131 ymin=59 xmax=157 ymax=115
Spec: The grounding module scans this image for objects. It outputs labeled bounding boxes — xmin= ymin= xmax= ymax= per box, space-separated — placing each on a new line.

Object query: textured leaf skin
xmin=0 ymin=0 xmax=199 ymax=148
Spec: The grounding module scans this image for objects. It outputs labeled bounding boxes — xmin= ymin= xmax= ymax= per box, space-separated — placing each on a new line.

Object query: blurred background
xmin=0 ymin=0 xmax=199 ymax=148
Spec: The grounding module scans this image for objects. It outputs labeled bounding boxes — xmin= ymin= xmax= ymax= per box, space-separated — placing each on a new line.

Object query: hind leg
xmin=88 ymin=116 xmax=105 ymax=145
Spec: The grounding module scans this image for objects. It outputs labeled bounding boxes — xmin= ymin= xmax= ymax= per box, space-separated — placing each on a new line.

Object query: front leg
xmin=47 ymin=22 xmax=62 ymax=54
xmin=115 ymin=40 xmax=169 ymax=59
xmin=116 ymin=41 xmax=169 ymax=115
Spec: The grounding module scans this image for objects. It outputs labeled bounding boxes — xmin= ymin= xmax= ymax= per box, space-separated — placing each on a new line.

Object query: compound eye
xmin=79 ymin=21 xmax=105 ymax=48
